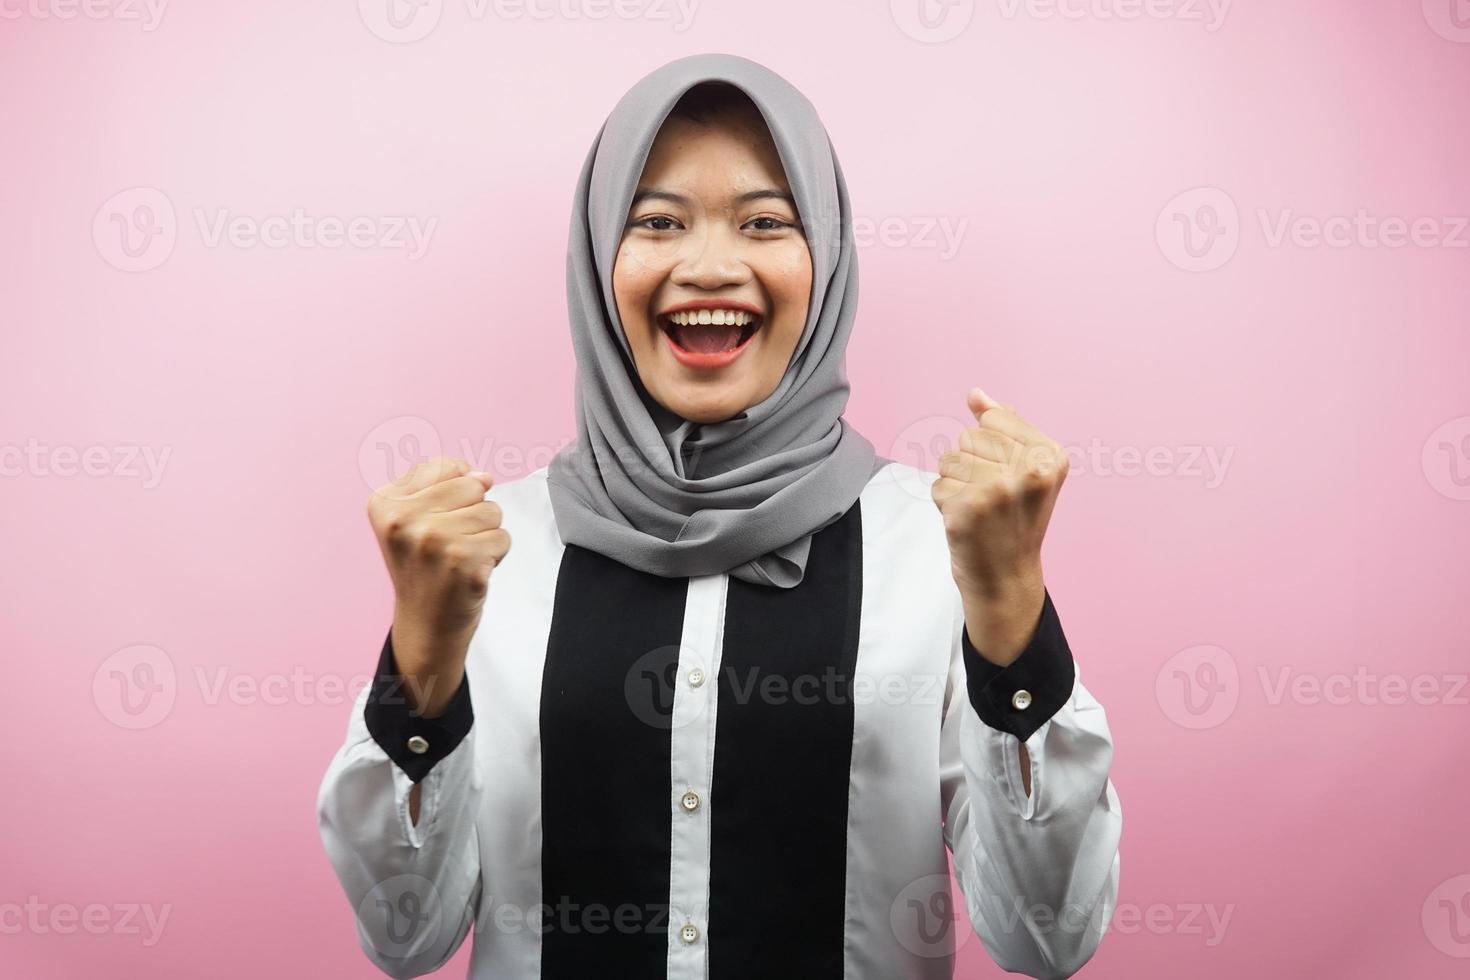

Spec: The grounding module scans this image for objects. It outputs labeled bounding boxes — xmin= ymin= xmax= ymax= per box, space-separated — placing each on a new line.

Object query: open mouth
xmin=657 ymin=308 xmax=763 ymax=355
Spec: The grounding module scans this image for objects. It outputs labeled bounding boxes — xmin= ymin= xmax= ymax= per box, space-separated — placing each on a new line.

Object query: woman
xmin=318 ymin=52 xmax=1121 ymax=980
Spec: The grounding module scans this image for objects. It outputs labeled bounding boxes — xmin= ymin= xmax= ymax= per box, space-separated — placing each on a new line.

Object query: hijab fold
xmin=547 ymin=52 xmax=892 ymax=589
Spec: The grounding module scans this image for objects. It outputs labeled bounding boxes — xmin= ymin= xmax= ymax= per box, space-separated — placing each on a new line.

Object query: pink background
xmin=3 ymin=1 xmax=1468 ymax=977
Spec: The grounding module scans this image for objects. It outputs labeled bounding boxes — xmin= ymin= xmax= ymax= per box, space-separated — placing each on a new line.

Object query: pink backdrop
xmin=3 ymin=1 xmax=1468 ymax=977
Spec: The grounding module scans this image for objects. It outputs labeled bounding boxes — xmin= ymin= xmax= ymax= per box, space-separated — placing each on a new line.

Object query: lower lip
xmin=661 ymin=321 xmax=759 ymax=370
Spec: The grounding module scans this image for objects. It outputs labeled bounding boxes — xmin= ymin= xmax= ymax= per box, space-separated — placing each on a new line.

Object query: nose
xmin=668 ymin=221 xmax=751 ymax=291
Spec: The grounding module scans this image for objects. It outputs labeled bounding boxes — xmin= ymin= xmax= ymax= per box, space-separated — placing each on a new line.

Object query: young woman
xmin=318 ymin=52 xmax=1122 ymax=980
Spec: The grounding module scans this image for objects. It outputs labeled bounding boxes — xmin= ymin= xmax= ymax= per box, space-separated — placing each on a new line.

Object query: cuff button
xmin=1011 ymin=689 xmax=1033 ymax=711
xmin=407 ymin=735 xmax=430 ymax=755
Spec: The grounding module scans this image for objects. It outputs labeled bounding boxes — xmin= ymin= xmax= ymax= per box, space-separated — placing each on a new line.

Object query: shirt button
xmin=680 ymin=922 xmax=700 ymax=944
xmin=680 ymin=790 xmax=701 ymax=813
xmin=1011 ymin=690 xmax=1033 ymax=711
xmin=407 ymin=735 xmax=430 ymax=754
xmin=687 ymin=667 xmax=705 ymax=688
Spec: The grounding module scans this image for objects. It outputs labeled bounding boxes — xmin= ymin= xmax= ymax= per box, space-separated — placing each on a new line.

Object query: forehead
xmin=638 ymin=113 xmax=791 ymax=193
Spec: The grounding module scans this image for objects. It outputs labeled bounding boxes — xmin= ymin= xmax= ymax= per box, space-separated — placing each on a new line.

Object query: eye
xmin=744 ymin=215 xmax=797 ymax=233
xmin=632 ymin=215 xmax=682 ymax=232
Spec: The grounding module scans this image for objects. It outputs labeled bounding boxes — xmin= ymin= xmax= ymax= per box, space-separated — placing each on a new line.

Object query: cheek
xmin=616 ymin=238 xmax=676 ymax=277
xmin=759 ymin=244 xmax=814 ymax=324
xmin=613 ymin=244 xmax=661 ymax=324
xmin=763 ymin=244 xmax=812 ymax=295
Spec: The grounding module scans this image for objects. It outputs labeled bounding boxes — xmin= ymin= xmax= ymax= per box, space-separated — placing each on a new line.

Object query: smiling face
xmin=613 ymin=90 xmax=812 ymax=425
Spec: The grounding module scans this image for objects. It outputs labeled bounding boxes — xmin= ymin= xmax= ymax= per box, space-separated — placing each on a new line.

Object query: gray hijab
xmin=546 ymin=52 xmax=893 ymax=589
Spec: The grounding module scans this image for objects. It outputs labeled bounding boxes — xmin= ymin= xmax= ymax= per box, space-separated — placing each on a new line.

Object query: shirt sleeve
xmin=940 ymin=588 xmax=1123 ymax=979
xmin=959 ymin=588 xmax=1076 ymax=741
xmin=363 ymin=627 xmax=475 ymax=783
xmin=316 ymin=626 xmax=484 ymax=976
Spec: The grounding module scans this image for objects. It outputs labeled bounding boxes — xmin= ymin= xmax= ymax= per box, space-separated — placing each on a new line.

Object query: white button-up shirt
xmin=316 ymin=461 xmax=1122 ymax=979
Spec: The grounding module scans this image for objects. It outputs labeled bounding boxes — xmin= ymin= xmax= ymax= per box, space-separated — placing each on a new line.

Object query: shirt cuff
xmin=362 ymin=626 xmax=474 ymax=783
xmin=960 ymin=587 xmax=1076 ymax=742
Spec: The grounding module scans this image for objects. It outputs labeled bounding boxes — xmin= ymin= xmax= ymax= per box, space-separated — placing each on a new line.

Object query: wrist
xmin=957 ymin=567 xmax=1046 ymax=668
xmin=390 ymin=604 xmax=475 ymax=675
xmin=953 ymin=558 xmax=1044 ymax=604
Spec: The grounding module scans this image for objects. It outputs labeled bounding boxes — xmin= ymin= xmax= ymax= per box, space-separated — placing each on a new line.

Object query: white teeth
xmin=668 ymin=309 xmax=755 ymax=327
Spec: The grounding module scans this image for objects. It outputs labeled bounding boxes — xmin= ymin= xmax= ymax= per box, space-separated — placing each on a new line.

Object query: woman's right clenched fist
xmin=368 ymin=457 xmax=512 ymax=674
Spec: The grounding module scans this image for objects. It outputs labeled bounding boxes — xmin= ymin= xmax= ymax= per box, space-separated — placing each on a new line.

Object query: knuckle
xmin=987 ymin=478 xmax=1019 ymax=506
xmin=381 ymin=510 xmax=414 ymax=545
xmin=417 ymin=526 xmax=447 ymax=558
xmin=462 ymin=566 xmax=490 ymax=598
xmin=441 ymin=539 xmax=470 ymax=565
xmin=943 ymin=496 xmax=982 ymax=534
xmin=1022 ymin=443 xmax=1067 ymax=486
xmin=424 ymin=456 xmax=467 ymax=483
xmin=940 ymin=506 xmax=964 ymax=535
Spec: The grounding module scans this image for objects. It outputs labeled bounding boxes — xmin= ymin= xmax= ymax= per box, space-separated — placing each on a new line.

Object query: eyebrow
xmin=630 ymin=187 xmax=796 ymax=208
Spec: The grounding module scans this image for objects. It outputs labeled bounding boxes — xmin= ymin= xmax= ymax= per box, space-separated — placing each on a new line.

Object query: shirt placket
xmin=665 ymin=571 xmax=728 ymax=979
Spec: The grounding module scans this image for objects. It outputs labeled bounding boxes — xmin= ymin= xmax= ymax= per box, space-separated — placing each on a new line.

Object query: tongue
xmin=675 ymin=324 xmax=743 ymax=354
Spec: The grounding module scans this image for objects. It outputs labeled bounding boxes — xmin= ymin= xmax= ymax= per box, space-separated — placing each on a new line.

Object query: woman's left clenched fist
xmin=931 ymin=387 xmax=1069 ymax=605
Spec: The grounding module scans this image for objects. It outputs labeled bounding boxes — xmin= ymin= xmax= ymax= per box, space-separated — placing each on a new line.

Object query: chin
xmin=662 ymin=388 xmax=752 ymax=424
xmin=672 ymin=403 xmax=746 ymax=425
